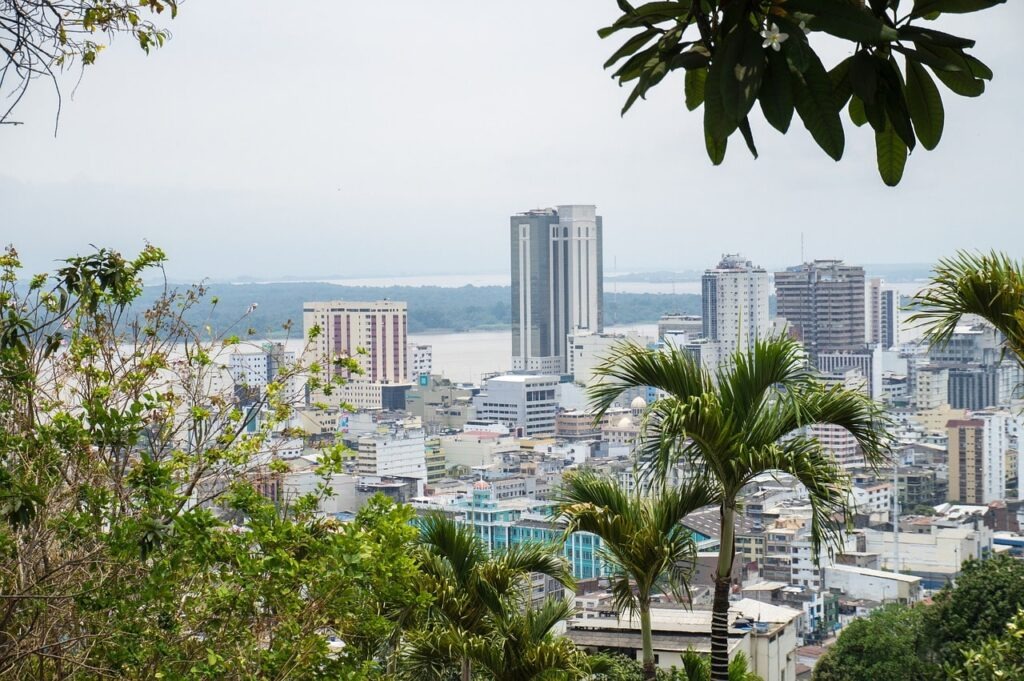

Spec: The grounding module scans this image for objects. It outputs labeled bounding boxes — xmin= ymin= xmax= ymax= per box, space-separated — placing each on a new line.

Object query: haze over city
xmin=3 ymin=1 xmax=1023 ymax=280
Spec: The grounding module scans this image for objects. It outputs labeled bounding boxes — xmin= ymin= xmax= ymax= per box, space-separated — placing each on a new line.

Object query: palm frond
xmin=909 ymin=250 xmax=1024 ymax=364
xmin=715 ymin=335 xmax=812 ymax=430
xmin=417 ymin=513 xmax=485 ymax=586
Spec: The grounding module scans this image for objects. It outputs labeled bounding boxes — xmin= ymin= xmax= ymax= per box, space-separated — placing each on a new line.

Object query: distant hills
xmin=134 ymin=283 xmax=701 ymax=337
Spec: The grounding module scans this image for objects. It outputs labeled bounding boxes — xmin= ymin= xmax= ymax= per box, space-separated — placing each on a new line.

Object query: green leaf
xmin=829 ymin=55 xmax=855 ymax=111
xmin=737 ymin=117 xmax=758 ymax=159
xmin=904 ymin=58 xmax=944 ymax=150
xmin=911 ymin=0 xmax=1006 ymax=19
xmin=703 ymin=47 xmax=738 ymax=141
xmin=685 ymin=67 xmax=707 ymax=111
xmin=759 ymin=48 xmax=794 ymax=133
xmin=668 ymin=49 xmax=710 ymax=71
xmin=716 ymin=22 xmax=765 ymax=124
xmin=598 ymin=1 xmax=695 ymax=38
xmin=876 ymin=120 xmax=908 ymax=186
xmin=791 ymin=50 xmax=845 ymax=161
xmin=848 ymin=96 xmax=868 ymax=127
xmin=897 ymin=25 xmax=976 ymax=49
xmin=785 ymin=0 xmax=900 ymax=43
xmin=963 ymin=54 xmax=993 ymax=80
xmin=932 ymin=65 xmax=985 ymax=96
xmin=878 ymin=58 xmax=916 ymax=151
xmin=604 ymin=28 xmax=660 ymax=68
xmin=704 ymin=128 xmax=727 ymax=165
xmin=848 ymin=51 xmax=879 ymax=105
xmin=776 ymin=18 xmax=811 ymax=73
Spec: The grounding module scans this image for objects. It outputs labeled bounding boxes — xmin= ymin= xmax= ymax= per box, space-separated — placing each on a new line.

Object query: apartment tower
xmin=701 ymin=253 xmax=770 ymax=355
xmin=947 ymin=412 xmax=1008 ymax=504
xmin=302 ymin=300 xmax=409 ymax=409
xmin=775 ymin=260 xmax=866 ymax=359
xmin=511 ymin=205 xmax=603 ymax=373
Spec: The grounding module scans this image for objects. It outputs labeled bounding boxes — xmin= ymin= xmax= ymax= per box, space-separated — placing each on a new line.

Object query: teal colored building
xmin=453 ymin=481 xmax=606 ymax=580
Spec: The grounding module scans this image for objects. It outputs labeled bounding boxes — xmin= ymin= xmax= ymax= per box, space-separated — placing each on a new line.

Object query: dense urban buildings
xmin=510 ymin=205 xmax=603 ymax=374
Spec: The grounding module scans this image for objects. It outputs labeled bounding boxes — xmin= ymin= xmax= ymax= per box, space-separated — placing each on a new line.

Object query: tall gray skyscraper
xmin=700 ymin=254 xmax=770 ymax=355
xmin=511 ymin=205 xmax=603 ymax=374
xmin=774 ymin=260 xmax=866 ymax=359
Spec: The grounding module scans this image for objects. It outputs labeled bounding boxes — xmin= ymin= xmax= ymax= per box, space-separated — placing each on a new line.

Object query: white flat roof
xmin=826 ymin=564 xmax=921 ymax=584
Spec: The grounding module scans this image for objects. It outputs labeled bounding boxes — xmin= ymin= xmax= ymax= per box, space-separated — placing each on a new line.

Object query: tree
xmin=590 ymin=336 xmax=889 ymax=681
xmin=909 ymin=251 xmax=1024 ymax=366
xmin=553 ymin=470 xmax=719 ymax=679
xmin=402 ymin=514 xmax=576 ymax=680
xmin=588 ymin=650 xmax=761 ymax=680
xmin=598 ymin=0 xmax=1007 ymax=185
xmin=1 ymin=1 xmax=178 ymax=126
xmin=948 ymin=609 xmax=1024 ymax=681
xmin=812 ymin=605 xmax=941 ymax=681
xmin=0 ymin=245 xmax=422 ymax=678
xmin=405 ymin=597 xmax=594 ymax=681
xmin=921 ymin=554 xmax=1024 ymax=667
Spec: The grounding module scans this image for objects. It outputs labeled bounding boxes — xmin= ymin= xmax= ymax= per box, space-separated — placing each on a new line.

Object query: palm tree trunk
xmin=461 ymin=657 xmax=471 ymax=681
xmin=711 ymin=503 xmax=736 ymax=681
xmin=640 ymin=602 xmax=656 ymax=680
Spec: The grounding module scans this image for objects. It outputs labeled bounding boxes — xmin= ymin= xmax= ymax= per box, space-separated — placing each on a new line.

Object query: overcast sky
xmin=2 ymin=1 xmax=1021 ymax=281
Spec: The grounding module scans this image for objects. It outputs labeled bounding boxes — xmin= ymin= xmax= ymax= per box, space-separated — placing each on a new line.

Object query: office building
xmin=228 ymin=342 xmax=299 ymax=403
xmin=701 ymin=254 xmax=770 ymax=355
xmin=408 ymin=343 xmax=433 ymax=382
xmin=775 ymin=260 xmax=866 ymax=358
xmin=947 ymin=412 xmax=1009 ymax=504
xmin=658 ymin=313 xmax=703 ymax=341
xmin=302 ymin=300 xmax=411 ymax=410
xmin=357 ymin=424 xmax=428 ymax=482
xmin=511 ymin=205 xmax=603 ymax=374
xmin=472 ymin=374 xmax=559 ymax=436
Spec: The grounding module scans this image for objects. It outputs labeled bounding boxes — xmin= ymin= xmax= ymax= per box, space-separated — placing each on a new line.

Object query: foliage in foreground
xmin=590 ymin=650 xmax=760 ymax=681
xmin=813 ymin=555 xmax=1024 ymax=681
xmin=599 ymin=0 xmax=1007 ymax=185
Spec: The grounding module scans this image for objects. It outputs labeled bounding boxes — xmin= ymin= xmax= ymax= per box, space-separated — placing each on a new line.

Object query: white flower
xmin=761 ymin=23 xmax=788 ymax=51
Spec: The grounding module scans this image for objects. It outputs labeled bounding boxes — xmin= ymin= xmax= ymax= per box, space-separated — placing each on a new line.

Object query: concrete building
xmin=408 ymin=343 xmax=433 ymax=382
xmin=947 ymin=412 xmax=1009 ymax=504
xmin=511 ymin=205 xmax=603 ymax=374
xmin=775 ymin=260 xmax=866 ymax=358
xmin=302 ymin=300 xmax=411 ymax=410
xmin=567 ymin=599 xmax=800 ymax=681
xmin=816 ymin=346 xmax=883 ymax=400
xmin=866 ymin=280 xmax=901 ymax=350
xmin=473 ymin=374 xmax=559 ymax=436
xmin=228 ymin=342 xmax=300 ymax=403
xmin=356 ymin=425 xmax=428 ymax=483
xmin=657 ymin=313 xmax=703 ymax=341
xmin=567 ymin=331 xmax=649 ymax=387
xmin=701 ymin=254 xmax=771 ymax=356
xmin=405 ymin=374 xmax=476 ymax=431
xmin=823 ymin=565 xmax=922 ymax=605
xmin=440 ymin=431 xmax=521 ymax=470
xmin=861 ymin=523 xmax=992 ymax=588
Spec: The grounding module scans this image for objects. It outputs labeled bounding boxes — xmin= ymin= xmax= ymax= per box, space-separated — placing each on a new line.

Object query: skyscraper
xmin=302 ymin=300 xmax=410 ymax=409
xmin=701 ymin=254 xmax=770 ymax=355
xmin=511 ymin=205 xmax=603 ymax=373
xmin=774 ymin=260 xmax=866 ymax=359
xmin=866 ymin=278 xmax=901 ymax=350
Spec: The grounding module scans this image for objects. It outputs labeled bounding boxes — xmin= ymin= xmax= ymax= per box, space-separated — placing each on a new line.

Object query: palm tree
xmin=553 ymin=470 xmax=719 ymax=679
xmin=405 ymin=514 xmax=576 ymax=680
xmin=406 ymin=597 xmax=594 ymax=681
xmin=909 ymin=250 xmax=1024 ymax=365
xmin=589 ymin=336 xmax=889 ymax=681
xmin=678 ymin=649 xmax=761 ymax=681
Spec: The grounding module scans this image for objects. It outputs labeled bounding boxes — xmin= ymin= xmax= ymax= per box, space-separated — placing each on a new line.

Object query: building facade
xmin=701 ymin=254 xmax=770 ymax=356
xmin=947 ymin=412 xmax=1008 ymax=504
xmin=511 ymin=205 xmax=603 ymax=374
xmin=775 ymin=260 xmax=866 ymax=358
xmin=472 ymin=374 xmax=559 ymax=436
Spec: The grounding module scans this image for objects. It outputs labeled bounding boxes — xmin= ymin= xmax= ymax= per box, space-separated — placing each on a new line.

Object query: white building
xmin=947 ymin=411 xmax=1010 ymax=504
xmin=861 ymin=524 xmax=992 ymax=588
xmin=701 ymin=254 xmax=770 ymax=357
xmin=228 ymin=342 xmax=301 ymax=401
xmin=511 ymin=205 xmax=603 ymax=374
xmin=567 ymin=331 xmax=646 ymax=387
xmin=408 ymin=343 xmax=433 ymax=382
xmin=473 ymin=374 xmax=559 ymax=436
xmin=302 ymin=300 xmax=411 ymax=410
xmin=824 ymin=565 xmax=921 ymax=605
xmin=357 ymin=426 xmax=428 ymax=482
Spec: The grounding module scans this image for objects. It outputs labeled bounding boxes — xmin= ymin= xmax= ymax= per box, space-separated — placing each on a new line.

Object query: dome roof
xmin=473 ymin=479 xmax=491 ymax=490
xmin=630 ymin=396 xmax=647 ymax=410
xmin=616 ymin=415 xmax=634 ymax=428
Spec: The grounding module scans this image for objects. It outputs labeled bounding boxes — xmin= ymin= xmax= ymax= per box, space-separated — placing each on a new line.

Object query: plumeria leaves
xmin=598 ymin=0 xmax=1007 ymax=184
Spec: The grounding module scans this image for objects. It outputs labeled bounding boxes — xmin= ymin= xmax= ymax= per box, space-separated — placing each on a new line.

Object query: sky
xmin=2 ymin=1 xmax=1022 ymax=281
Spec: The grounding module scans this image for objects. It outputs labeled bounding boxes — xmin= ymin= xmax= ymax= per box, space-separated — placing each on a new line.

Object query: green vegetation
xmin=590 ymin=336 xmax=888 ymax=681
xmin=599 ymin=0 xmax=1006 ymax=185
xmin=590 ymin=651 xmax=759 ymax=680
xmin=814 ymin=555 xmax=1024 ymax=681
xmin=132 ymin=282 xmax=701 ymax=336
xmin=553 ymin=471 xmax=718 ymax=679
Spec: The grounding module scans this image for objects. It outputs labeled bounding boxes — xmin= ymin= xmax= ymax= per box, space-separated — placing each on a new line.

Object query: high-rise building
xmin=472 ymin=374 xmax=559 ymax=436
xmin=511 ymin=205 xmax=603 ymax=374
xmin=701 ymin=254 xmax=770 ymax=356
xmin=302 ymin=300 xmax=410 ymax=410
xmin=866 ymin=278 xmax=901 ymax=349
xmin=947 ymin=412 xmax=1009 ymax=504
xmin=775 ymin=260 xmax=866 ymax=358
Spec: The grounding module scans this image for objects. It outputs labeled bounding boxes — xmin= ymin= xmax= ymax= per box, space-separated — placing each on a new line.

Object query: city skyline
xmin=2 ymin=1 xmax=1022 ymax=281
